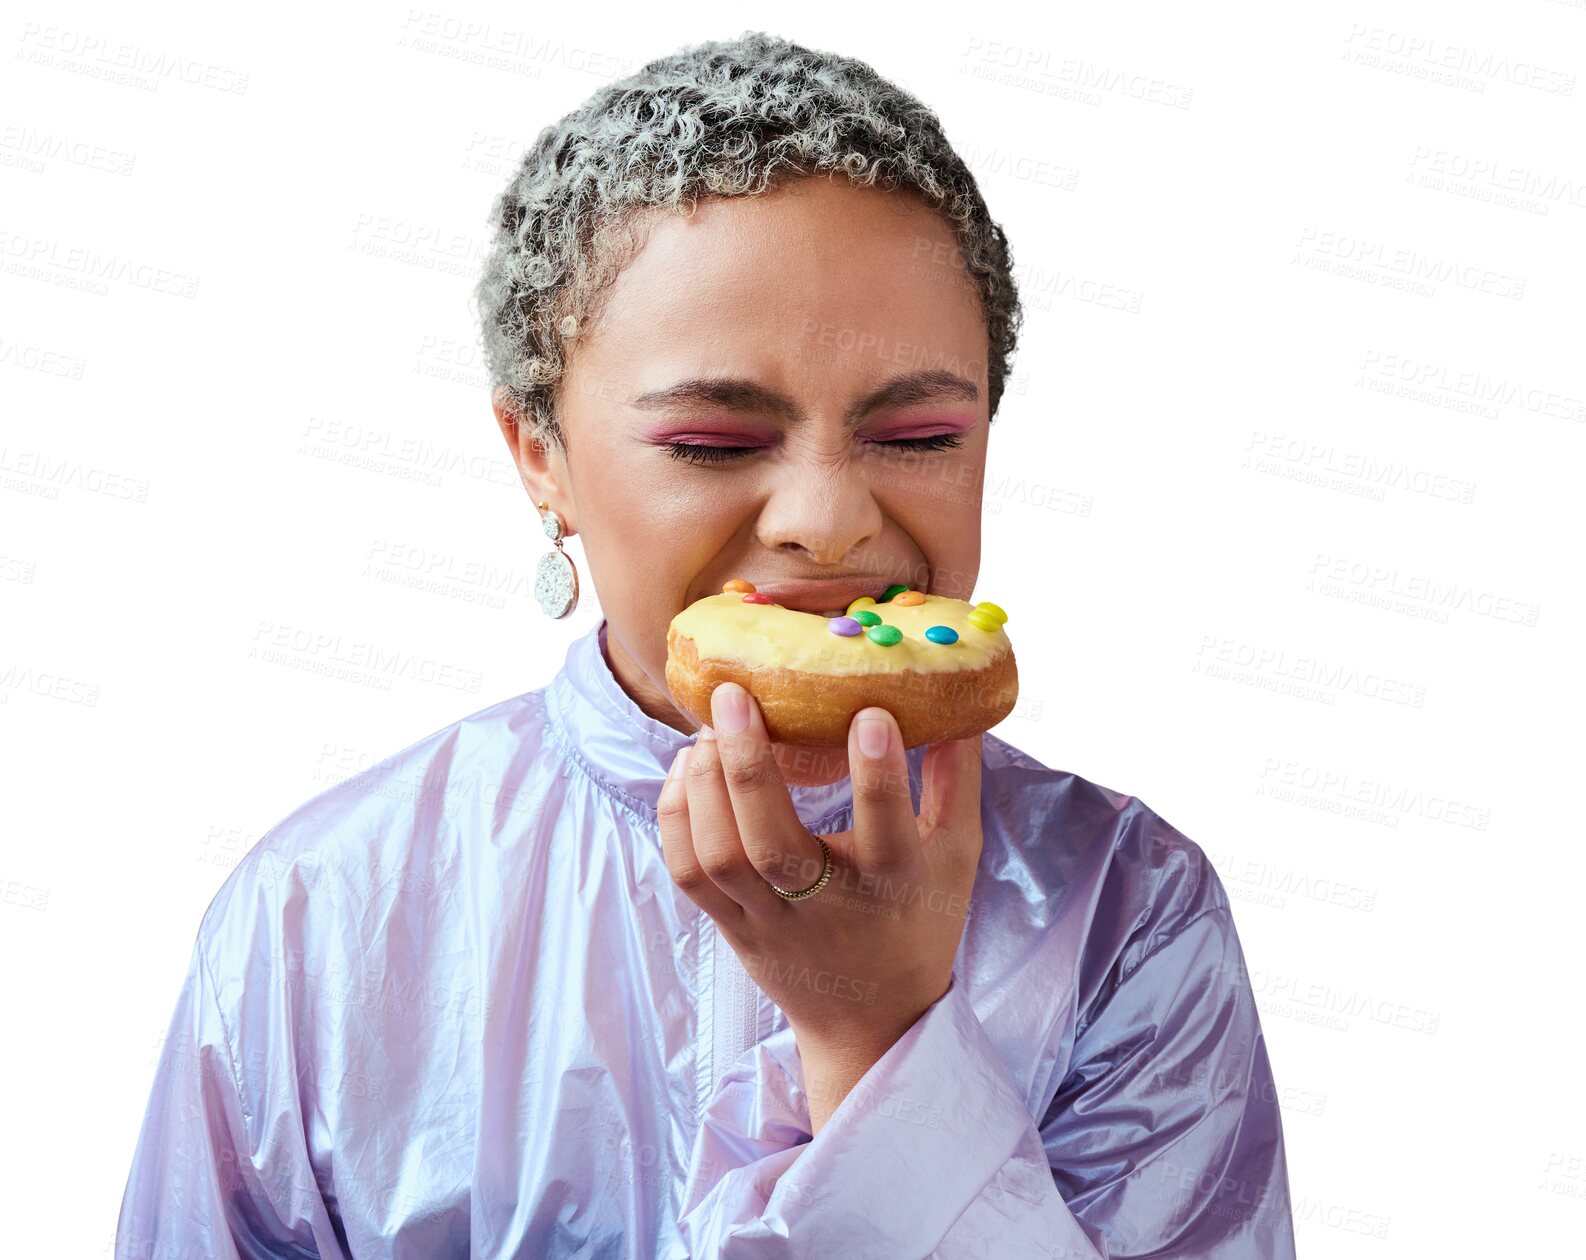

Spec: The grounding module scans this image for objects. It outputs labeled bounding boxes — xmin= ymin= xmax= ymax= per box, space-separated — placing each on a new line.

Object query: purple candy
xmin=827 ymin=616 xmax=863 ymax=636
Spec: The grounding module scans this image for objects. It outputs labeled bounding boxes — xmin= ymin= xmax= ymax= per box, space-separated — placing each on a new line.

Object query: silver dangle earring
xmin=534 ymin=501 xmax=579 ymax=619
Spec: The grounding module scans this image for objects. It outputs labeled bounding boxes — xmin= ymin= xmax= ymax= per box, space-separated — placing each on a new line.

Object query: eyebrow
xmin=628 ymin=369 xmax=980 ymax=428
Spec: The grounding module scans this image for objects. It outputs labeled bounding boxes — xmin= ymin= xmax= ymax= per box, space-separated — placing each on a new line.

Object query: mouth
xmin=745 ymin=576 xmax=909 ymax=616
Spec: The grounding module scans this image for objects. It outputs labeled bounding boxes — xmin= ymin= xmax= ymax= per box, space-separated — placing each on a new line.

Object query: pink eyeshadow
xmin=866 ymin=412 xmax=978 ymax=440
xmin=638 ymin=411 xmax=977 ymax=444
xmin=639 ymin=423 xmax=776 ymax=445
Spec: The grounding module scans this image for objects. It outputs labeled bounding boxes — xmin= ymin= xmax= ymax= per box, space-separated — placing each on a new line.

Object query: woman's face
xmin=497 ymin=176 xmax=991 ymax=786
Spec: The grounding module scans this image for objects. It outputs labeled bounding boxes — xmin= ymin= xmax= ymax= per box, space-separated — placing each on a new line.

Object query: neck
xmin=602 ymin=623 xmax=698 ymax=736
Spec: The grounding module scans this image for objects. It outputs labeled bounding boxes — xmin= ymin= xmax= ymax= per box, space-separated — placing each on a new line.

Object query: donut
xmin=665 ymin=580 xmax=1017 ymax=749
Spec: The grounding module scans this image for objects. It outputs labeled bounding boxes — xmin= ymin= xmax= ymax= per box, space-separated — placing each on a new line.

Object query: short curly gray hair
xmin=473 ymin=30 xmax=1024 ymax=456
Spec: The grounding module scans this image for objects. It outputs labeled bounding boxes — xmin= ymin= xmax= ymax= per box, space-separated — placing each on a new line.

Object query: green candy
xmin=866 ymin=623 xmax=903 ymax=646
xmin=879 ymin=584 xmax=909 ymax=603
xmin=851 ymin=609 xmax=882 ymax=627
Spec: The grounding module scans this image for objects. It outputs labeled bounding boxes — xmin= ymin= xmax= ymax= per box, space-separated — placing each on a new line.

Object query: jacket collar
xmin=547 ymin=618 xmax=901 ymax=832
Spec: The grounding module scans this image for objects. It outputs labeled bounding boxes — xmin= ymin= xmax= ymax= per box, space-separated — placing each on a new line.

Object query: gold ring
xmin=767 ymin=835 xmax=834 ymax=901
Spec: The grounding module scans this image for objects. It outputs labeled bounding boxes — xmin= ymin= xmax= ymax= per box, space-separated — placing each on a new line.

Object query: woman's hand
xmin=657 ymin=680 xmax=984 ymax=1131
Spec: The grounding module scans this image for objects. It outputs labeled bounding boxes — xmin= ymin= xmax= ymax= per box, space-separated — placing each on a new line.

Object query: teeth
xmin=821 ymin=610 xmax=846 ymax=618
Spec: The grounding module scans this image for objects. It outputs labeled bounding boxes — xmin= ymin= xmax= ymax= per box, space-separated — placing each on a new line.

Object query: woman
xmin=118 ymin=31 xmax=1296 ymax=1259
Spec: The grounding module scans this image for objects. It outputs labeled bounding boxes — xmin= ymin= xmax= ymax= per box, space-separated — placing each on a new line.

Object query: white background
xmin=2 ymin=1 xmax=1582 ymax=1255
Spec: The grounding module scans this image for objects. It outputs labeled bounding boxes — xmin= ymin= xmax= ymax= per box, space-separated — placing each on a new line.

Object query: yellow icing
xmin=670 ymin=592 xmax=1011 ymax=675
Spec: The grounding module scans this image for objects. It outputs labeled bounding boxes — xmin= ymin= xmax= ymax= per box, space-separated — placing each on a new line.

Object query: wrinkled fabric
xmin=117 ymin=618 xmax=1297 ymax=1259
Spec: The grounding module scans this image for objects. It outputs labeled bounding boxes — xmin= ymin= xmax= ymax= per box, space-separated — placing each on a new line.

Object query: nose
xmin=754 ymin=455 xmax=884 ymax=567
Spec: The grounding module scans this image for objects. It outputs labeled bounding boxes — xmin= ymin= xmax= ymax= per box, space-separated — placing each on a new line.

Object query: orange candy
xmin=722 ymin=579 xmax=756 ymax=594
xmin=891 ymin=590 xmax=926 ymax=606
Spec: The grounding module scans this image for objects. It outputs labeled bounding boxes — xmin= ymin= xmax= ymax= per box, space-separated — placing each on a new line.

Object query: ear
xmin=493 ymin=386 xmax=577 ymax=535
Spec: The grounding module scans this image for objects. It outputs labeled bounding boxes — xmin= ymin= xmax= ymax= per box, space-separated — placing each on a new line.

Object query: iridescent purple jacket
xmin=118 ymin=619 xmax=1297 ymax=1258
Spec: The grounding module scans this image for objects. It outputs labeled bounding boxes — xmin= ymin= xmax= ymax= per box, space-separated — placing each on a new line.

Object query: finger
xmin=683 ymin=725 xmax=788 ymax=913
xmin=847 ymin=706 xmax=921 ymax=873
xmin=709 ymin=682 xmax=826 ymax=895
xmin=657 ymin=743 xmax=743 ymax=928
xmin=919 ymin=734 xmax=986 ymax=869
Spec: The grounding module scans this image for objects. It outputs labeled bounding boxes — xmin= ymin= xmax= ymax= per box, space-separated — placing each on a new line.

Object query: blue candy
xmin=924 ymin=625 xmax=959 ymax=645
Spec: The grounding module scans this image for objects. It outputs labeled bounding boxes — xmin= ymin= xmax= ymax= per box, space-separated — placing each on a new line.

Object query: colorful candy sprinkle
xmin=827 ymin=616 xmax=863 ymax=637
xmin=851 ymin=609 xmax=882 ymax=627
xmin=866 ymin=623 xmax=903 ymax=646
xmin=723 ymin=578 xmax=756 ymax=594
xmin=966 ymin=608 xmax=1001 ymax=632
xmin=891 ymin=590 xmax=925 ymax=606
xmin=846 ymin=596 xmax=877 ymax=614
xmin=972 ymin=601 xmax=1008 ymax=625
xmin=925 ymin=625 xmax=959 ymax=644
xmin=742 ymin=592 xmax=775 ymax=605
xmin=879 ymin=584 xmax=909 ymax=602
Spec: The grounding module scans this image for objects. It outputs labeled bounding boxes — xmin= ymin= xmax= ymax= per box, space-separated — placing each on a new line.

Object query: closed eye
xmin=663 ymin=431 xmax=966 ymax=467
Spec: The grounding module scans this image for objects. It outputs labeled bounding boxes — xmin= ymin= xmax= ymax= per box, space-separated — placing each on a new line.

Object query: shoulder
xmin=978 ymin=732 xmax=1232 ymax=1013
xmin=196 ymin=686 xmax=554 ymax=963
xmin=980 ymin=731 xmax=1224 ymax=913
